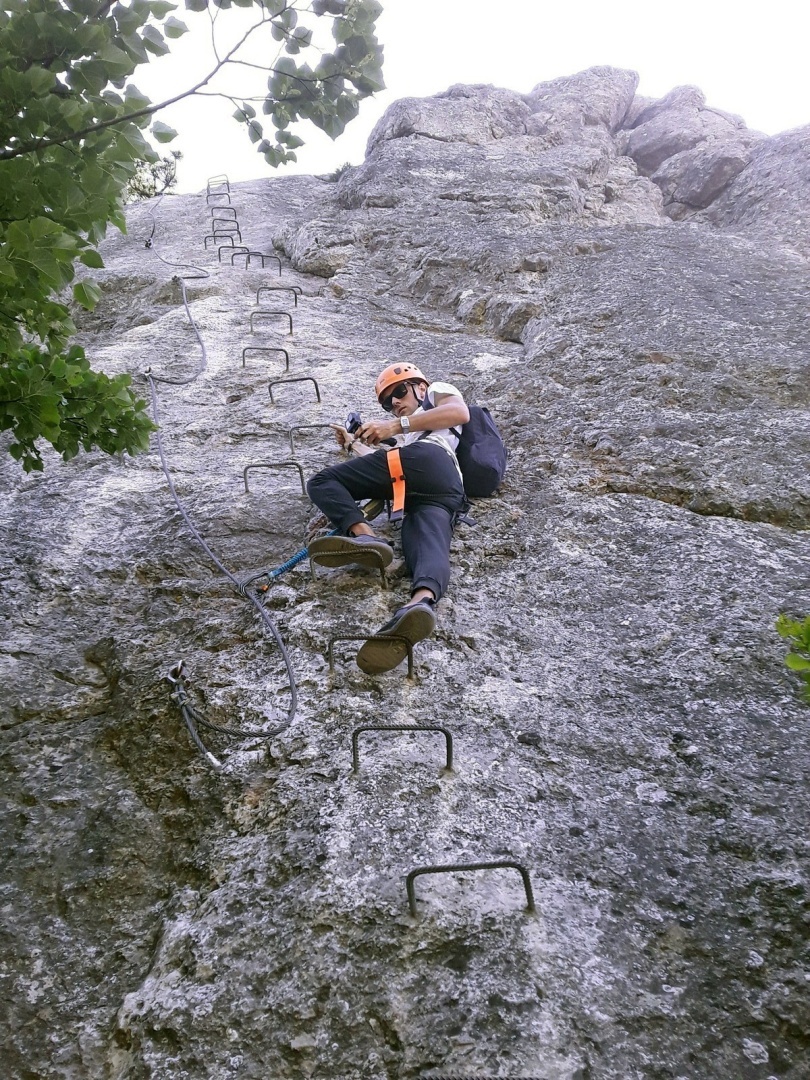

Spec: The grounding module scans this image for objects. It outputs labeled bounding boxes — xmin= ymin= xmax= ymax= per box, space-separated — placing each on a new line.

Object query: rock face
xmin=2 ymin=67 xmax=809 ymax=1080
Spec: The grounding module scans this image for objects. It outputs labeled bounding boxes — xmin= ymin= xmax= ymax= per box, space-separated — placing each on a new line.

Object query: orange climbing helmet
xmin=374 ymin=362 xmax=429 ymax=403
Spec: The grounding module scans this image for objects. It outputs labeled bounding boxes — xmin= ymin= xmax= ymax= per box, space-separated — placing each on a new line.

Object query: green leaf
xmin=151 ymin=121 xmax=178 ymax=143
xmin=277 ymin=5 xmax=298 ymax=28
xmin=141 ymin=25 xmax=169 ymax=55
xmin=79 ymin=250 xmax=105 ymax=268
xmin=312 ymin=108 xmax=345 ymax=140
xmin=785 ymin=654 xmax=810 ymax=671
xmin=98 ymin=42 xmax=136 ymax=72
xmin=0 ymin=257 xmax=17 ymax=284
xmin=124 ymin=83 xmax=152 ymax=111
xmin=353 ymin=0 xmax=383 ymax=20
xmin=336 ymin=94 xmax=359 ymax=122
xmin=120 ymin=32 xmax=150 ymax=63
xmin=312 ymin=0 xmax=347 ymax=14
xmin=73 ymin=281 xmax=102 ymax=310
xmin=184 ymin=0 xmax=209 ymax=10
xmin=26 ymin=66 xmax=54 ymax=95
xmin=163 ymin=16 xmax=189 ymax=38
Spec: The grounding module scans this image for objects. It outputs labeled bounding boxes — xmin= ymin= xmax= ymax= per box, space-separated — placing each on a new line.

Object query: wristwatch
xmin=400 ymin=415 xmax=410 ymax=434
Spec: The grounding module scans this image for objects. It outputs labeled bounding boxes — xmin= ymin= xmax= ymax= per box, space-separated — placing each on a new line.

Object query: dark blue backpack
xmin=423 ymin=398 xmax=507 ymax=498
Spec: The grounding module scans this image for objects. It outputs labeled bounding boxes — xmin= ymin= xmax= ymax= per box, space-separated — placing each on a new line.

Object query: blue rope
xmin=237 ymin=529 xmax=339 ymax=593
xmin=268 ymin=531 xmax=338 ymax=580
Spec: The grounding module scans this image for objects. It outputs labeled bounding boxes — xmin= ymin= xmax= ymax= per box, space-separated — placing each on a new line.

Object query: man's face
xmin=382 ymin=381 xmax=420 ymax=417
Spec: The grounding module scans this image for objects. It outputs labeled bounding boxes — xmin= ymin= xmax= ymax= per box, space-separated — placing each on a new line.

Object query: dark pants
xmin=307 ymin=441 xmax=466 ymax=602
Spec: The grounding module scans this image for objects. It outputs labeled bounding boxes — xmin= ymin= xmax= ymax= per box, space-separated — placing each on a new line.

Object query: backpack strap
xmin=386 ymin=447 xmax=406 ymax=521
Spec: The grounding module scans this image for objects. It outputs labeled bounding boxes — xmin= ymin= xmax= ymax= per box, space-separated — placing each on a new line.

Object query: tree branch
xmin=208 ymin=4 xmax=221 ymax=64
xmin=0 ymin=15 xmax=271 ymax=161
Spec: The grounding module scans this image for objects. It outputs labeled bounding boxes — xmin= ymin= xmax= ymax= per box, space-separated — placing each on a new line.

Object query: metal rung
xmin=242 ymin=346 xmax=290 ymax=371
xmin=328 ymin=634 xmax=413 ymax=673
xmin=313 ymin=546 xmax=389 ymax=589
xmin=268 ymin=377 xmax=320 ymax=404
xmin=206 ymin=192 xmax=231 ymax=204
xmin=210 ymin=205 xmax=238 ymax=220
xmin=352 ymin=725 xmax=454 ymax=773
xmin=257 ymin=286 xmax=301 ymax=307
xmin=250 ymin=310 xmax=292 ymax=334
xmin=288 ymin=423 xmax=336 ymax=455
xmin=204 ymin=233 xmax=236 ymax=249
xmin=231 ymin=250 xmax=281 ymax=273
xmin=211 ymin=219 xmax=241 ymax=234
xmin=405 ymin=862 xmax=536 ymax=918
xmin=243 ymin=462 xmax=306 ymax=495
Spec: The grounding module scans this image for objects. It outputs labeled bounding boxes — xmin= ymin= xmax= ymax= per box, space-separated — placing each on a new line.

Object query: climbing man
xmin=307 ymin=362 xmax=469 ymax=674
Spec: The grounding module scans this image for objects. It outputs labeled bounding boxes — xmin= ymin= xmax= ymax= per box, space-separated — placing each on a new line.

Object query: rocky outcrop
xmin=523 ymin=66 xmax=639 ymax=134
xmin=699 ymin=124 xmax=810 ymax=255
xmin=366 ymin=83 xmax=532 ymax=151
xmin=651 ymin=142 xmax=753 ymax=214
xmin=624 ymin=86 xmax=750 ymax=174
xmin=2 ymin=68 xmax=809 ymax=1080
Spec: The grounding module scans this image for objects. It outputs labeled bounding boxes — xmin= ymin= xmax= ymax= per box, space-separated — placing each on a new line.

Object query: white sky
xmin=135 ymin=0 xmax=810 ymax=194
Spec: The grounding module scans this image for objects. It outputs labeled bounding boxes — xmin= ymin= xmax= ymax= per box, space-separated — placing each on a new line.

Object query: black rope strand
xmin=143 ymin=195 xmax=297 ymax=759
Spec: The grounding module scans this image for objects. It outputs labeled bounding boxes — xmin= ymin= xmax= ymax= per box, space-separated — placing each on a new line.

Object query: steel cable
xmin=141 ymin=195 xmax=297 ymax=757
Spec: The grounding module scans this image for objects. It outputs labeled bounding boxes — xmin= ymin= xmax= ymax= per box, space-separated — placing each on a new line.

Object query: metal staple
xmin=242 ymin=346 xmax=290 ymax=371
xmin=243 ymin=461 xmax=307 ymax=496
xmin=351 ymin=725 xmax=454 ymax=773
xmin=405 ymin=862 xmax=536 ymax=917
xmin=250 ymin=310 xmax=293 ymax=334
xmin=268 ymin=376 xmax=321 ymax=404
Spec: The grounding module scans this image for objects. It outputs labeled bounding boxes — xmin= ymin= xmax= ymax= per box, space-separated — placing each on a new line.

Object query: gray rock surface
xmin=652 ymin=142 xmax=752 ymax=212
xmin=699 ymin=125 xmax=810 ymax=256
xmin=524 ymin=66 xmax=639 ymax=133
xmin=1 ymin=67 xmax=809 ymax=1080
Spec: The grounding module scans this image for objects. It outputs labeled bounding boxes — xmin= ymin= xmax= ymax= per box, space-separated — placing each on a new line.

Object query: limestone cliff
xmin=1 ymin=67 xmax=809 ymax=1080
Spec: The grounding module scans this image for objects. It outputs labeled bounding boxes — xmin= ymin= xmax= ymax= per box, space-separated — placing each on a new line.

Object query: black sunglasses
xmin=381 ymin=382 xmax=411 ymax=412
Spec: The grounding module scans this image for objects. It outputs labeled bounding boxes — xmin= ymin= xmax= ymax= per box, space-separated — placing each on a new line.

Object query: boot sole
xmin=308 ymin=535 xmax=393 ymax=569
xmin=356 ymin=606 xmax=436 ymax=674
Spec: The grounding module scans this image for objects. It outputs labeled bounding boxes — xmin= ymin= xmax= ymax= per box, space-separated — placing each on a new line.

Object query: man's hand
xmin=329 ymin=424 xmax=355 ymax=450
xmin=356 ymin=419 xmax=399 ymax=445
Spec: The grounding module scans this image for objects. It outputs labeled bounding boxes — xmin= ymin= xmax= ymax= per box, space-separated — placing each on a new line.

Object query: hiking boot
xmin=308 ymin=533 xmax=393 ymax=569
xmin=356 ymin=600 xmax=437 ymax=674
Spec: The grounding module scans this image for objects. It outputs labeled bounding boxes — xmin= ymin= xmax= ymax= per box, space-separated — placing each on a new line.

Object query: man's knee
xmin=307 ymin=468 xmax=332 ymax=504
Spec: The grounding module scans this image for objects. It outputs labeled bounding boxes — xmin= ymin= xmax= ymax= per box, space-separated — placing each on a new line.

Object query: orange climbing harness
xmin=386 ymin=447 xmax=406 ymax=520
